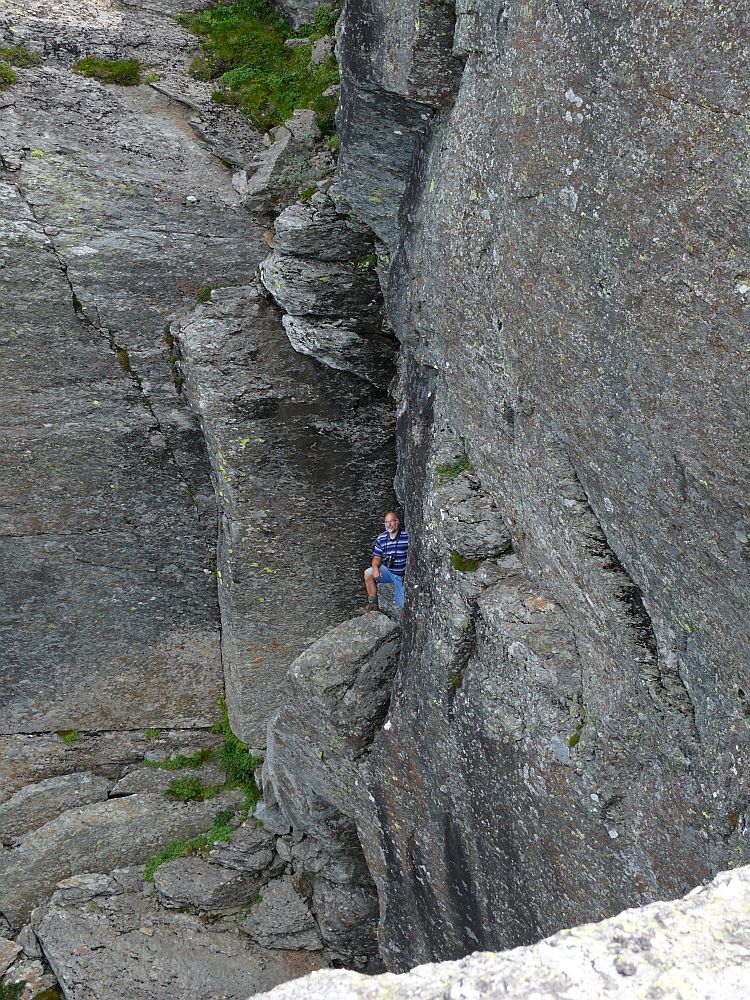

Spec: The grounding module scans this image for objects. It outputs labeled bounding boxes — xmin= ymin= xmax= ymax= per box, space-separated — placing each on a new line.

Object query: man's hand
xmin=372 ymin=557 xmax=382 ymax=580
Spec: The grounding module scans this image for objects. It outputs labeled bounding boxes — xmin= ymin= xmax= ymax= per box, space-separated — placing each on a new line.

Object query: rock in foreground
xmin=255 ymin=865 xmax=750 ymax=999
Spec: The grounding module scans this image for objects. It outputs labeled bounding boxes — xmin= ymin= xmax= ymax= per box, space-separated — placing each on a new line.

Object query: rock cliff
xmin=264 ymin=0 xmax=750 ymax=975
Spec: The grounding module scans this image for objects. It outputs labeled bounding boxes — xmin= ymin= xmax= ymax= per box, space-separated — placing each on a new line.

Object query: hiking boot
xmin=359 ymin=600 xmax=378 ymax=614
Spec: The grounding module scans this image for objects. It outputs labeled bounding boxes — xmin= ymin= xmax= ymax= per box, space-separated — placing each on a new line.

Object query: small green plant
xmin=326 ymin=134 xmax=340 ymax=152
xmin=0 ymin=980 xmax=26 ymax=1000
xmin=568 ymin=712 xmax=587 ymax=748
xmin=213 ymin=695 xmax=262 ymax=811
xmin=144 ymin=72 xmax=161 ymax=83
xmin=436 ymin=455 xmax=472 ymax=482
xmin=74 ymin=56 xmax=141 ymax=86
xmin=143 ymin=808 xmax=235 ymax=881
xmin=299 ymin=186 xmax=316 ymax=201
xmin=145 ymin=748 xmax=214 ymax=770
xmin=165 ymin=775 xmax=218 ymax=801
xmin=449 ymin=551 xmax=482 ymax=573
xmin=144 ymin=727 xmax=161 ymax=739
xmin=58 ymin=729 xmax=79 ymax=745
xmin=351 ymin=252 xmax=377 ymax=272
xmin=195 ymin=286 xmax=214 ymax=303
xmin=0 ymin=63 xmax=17 ymax=88
xmin=0 ymin=45 xmax=43 ymax=67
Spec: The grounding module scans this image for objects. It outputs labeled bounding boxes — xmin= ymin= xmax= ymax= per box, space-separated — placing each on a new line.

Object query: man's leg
xmin=377 ymin=566 xmax=405 ymax=608
xmin=361 ymin=567 xmax=379 ymax=612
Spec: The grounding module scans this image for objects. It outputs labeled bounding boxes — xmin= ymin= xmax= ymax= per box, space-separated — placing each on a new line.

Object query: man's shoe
xmin=359 ymin=601 xmax=378 ymax=614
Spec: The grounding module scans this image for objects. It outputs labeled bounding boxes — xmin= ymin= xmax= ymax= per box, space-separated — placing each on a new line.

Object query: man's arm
xmin=371 ymin=554 xmax=383 ymax=579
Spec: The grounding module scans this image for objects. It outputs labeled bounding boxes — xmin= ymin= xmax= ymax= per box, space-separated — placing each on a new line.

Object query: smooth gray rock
xmin=310 ymin=35 xmax=335 ymax=67
xmin=153 ymin=854 xmax=282 ymax=913
xmin=260 ymin=251 xmax=380 ymax=319
xmin=255 ymin=865 xmax=750 ymax=999
xmin=254 ymin=802 xmax=292 ymax=836
xmin=272 ymin=1 xmax=331 ymax=30
xmin=282 ymin=315 xmax=395 ymax=385
xmin=241 ymin=877 xmax=322 ymax=951
xmin=34 ymin=884 xmax=327 ymax=1000
xmin=0 ymin=772 xmax=113 ymax=845
xmin=209 ymin=822 xmax=278 ymax=872
xmin=0 ymin=790 xmax=243 ymax=929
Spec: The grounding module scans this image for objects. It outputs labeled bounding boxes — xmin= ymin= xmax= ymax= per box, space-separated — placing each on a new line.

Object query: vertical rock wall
xmin=331 ymin=0 xmax=750 ymax=971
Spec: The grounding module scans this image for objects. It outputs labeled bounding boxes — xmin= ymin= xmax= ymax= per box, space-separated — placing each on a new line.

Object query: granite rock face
xmin=325 ymin=0 xmax=750 ymax=973
xmin=254 ymin=865 xmax=750 ymax=1000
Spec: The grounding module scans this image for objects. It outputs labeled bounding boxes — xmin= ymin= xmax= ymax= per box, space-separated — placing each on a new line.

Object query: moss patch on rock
xmin=74 ymin=56 xmax=142 ymax=86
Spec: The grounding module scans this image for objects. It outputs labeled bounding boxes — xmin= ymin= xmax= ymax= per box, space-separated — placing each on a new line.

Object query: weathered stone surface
xmin=34 ymin=881 xmax=327 ymax=1000
xmin=154 ymin=853 xmax=283 ymax=912
xmin=260 ymin=251 xmax=380 ymax=318
xmin=175 ymin=285 xmax=396 ymax=745
xmin=329 ymin=0 xmax=750 ymax=972
xmin=272 ymin=1 xmax=332 ymax=30
xmin=210 ymin=822 xmax=278 ymax=872
xmin=0 ymin=938 xmax=21 ymax=976
xmin=0 ymin=729 xmax=219 ymax=804
xmin=0 ymin=790 xmax=243 ymax=929
xmin=0 ymin=772 xmax=113 ymax=845
xmin=241 ymin=877 xmax=322 ymax=951
xmin=258 ymin=865 xmax=750 ymax=999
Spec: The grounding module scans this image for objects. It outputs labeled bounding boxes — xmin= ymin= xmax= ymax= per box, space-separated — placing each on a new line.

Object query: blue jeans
xmin=371 ymin=564 xmax=404 ymax=607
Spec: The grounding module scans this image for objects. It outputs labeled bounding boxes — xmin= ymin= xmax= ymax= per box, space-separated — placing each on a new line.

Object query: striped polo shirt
xmin=373 ymin=528 xmax=409 ymax=578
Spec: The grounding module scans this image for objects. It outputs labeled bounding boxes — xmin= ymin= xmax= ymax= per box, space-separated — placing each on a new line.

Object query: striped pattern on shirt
xmin=373 ymin=528 xmax=409 ymax=578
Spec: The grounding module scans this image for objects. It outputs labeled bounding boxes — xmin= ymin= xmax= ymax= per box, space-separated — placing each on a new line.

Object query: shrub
xmin=74 ymin=56 xmax=141 ymax=85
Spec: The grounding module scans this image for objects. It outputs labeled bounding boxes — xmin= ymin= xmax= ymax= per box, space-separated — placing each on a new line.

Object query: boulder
xmin=154 ymin=856 xmax=266 ymax=913
xmin=241 ymin=877 xmax=322 ymax=951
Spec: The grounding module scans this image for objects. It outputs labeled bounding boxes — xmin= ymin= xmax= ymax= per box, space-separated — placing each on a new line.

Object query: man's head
xmin=384 ymin=511 xmax=400 ymax=534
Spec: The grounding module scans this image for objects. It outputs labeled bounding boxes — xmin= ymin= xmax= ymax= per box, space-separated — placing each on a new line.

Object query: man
xmin=362 ymin=511 xmax=409 ymax=612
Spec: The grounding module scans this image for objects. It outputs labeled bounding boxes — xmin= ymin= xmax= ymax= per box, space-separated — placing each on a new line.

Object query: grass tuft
xmin=0 ymin=63 xmax=17 ymax=88
xmin=58 ymin=729 xmax=79 ymax=745
xmin=74 ymin=56 xmax=141 ymax=86
xmin=213 ymin=695 xmax=263 ymax=810
xmin=0 ymin=45 xmax=43 ymax=67
xmin=165 ymin=775 xmax=219 ymax=801
xmin=436 ymin=455 xmax=472 ymax=482
xmin=178 ymin=1 xmax=340 ymax=133
xmin=144 ymin=727 xmax=161 ymax=740
xmin=143 ymin=808 xmax=235 ymax=881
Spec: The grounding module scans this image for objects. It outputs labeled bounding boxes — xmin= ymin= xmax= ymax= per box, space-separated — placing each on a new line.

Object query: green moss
xmin=0 ymin=45 xmax=43 ymax=67
xmin=449 ymin=551 xmax=482 ymax=573
xmin=144 ymin=808 xmax=234 ymax=881
xmin=116 ymin=345 xmax=132 ymax=375
xmin=74 ymin=56 xmax=141 ymax=85
xmin=165 ymin=775 xmax=220 ymax=801
xmin=144 ymin=727 xmax=161 ymax=740
xmin=145 ymin=748 xmax=214 ymax=770
xmin=178 ymin=1 xmax=340 ymax=132
xmin=58 ymin=729 xmax=79 ymax=745
xmin=436 ymin=455 xmax=472 ymax=482
xmin=297 ymin=4 xmax=340 ymax=38
xmin=0 ymin=63 xmax=17 ymax=88
xmin=568 ymin=711 xmax=587 ymax=748
xmin=351 ymin=252 xmax=377 ymax=271
xmin=144 ymin=72 xmax=161 ymax=83
xmin=299 ymin=186 xmax=316 ymax=200
xmin=195 ymin=286 xmax=214 ymax=303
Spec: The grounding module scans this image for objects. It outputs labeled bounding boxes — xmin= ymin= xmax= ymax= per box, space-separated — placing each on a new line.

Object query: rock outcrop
xmin=255 ymin=864 xmax=750 ymax=999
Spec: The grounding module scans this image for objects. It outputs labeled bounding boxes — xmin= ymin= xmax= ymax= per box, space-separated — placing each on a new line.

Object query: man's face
xmin=384 ymin=516 xmax=399 ymax=533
